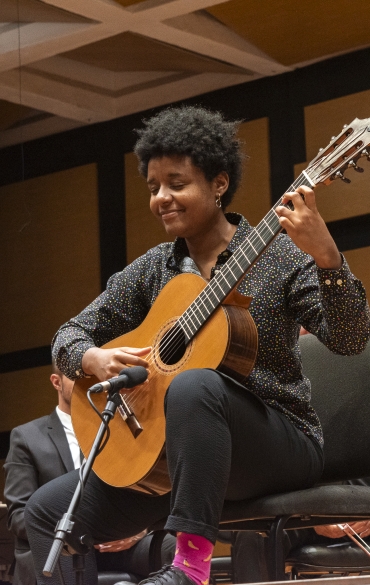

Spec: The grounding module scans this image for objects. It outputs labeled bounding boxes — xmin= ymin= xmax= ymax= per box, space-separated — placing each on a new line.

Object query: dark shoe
xmin=138 ymin=565 xmax=197 ymax=585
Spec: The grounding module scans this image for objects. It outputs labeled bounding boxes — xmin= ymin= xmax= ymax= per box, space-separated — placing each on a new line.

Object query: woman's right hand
xmin=82 ymin=346 xmax=151 ymax=381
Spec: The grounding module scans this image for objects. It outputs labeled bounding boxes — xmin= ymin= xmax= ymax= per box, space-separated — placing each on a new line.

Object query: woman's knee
xmin=165 ymin=368 xmax=226 ymax=412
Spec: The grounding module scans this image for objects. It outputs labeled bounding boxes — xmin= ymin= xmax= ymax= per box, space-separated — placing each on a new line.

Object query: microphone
xmin=89 ymin=366 xmax=148 ymax=394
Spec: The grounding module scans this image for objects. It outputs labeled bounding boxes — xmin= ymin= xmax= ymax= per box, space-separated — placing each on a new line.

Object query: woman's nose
xmin=157 ymin=186 xmax=172 ymax=202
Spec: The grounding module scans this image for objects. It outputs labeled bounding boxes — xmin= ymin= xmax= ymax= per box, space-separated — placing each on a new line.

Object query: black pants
xmin=25 ymin=369 xmax=323 ymax=584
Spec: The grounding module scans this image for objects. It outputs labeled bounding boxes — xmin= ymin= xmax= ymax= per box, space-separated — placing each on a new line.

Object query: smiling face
xmin=147 ymin=155 xmax=226 ymax=241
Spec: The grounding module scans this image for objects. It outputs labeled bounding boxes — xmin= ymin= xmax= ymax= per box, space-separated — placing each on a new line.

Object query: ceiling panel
xmin=0 ymin=0 xmax=369 ymax=147
xmin=1 ymin=0 xmax=92 ymax=23
xmin=62 ymin=31 xmax=249 ymax=73
xmin=112 ymin=0 xmax=149 ymax=6
xmin=207 ymin=0 xmax=370 ymax=65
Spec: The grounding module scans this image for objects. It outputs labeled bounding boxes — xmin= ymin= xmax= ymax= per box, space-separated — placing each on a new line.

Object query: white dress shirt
xmin=55 ymin=406 xmax=81 ymax=469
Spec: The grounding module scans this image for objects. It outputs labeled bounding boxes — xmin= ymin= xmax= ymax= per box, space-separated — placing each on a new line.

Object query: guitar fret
xmin=180 ymin=171 xmax=319 ymax=341
xmin=249 ymin=233 xmax=265 ymax=254
xmin=248 ymin=240 xmax=258 ymax=255
xmin=255 ymin=229 xmax=267 ymax=245
xmin=179 ymin=315 xmax=195 ymax=338
xmin=262 ymin=218 xmax=274 ymax=235
xmin=230 ymin=254 xmax=243 ymax=273
xmin=199 ymin=290 xmax=216 ymax=314
xmin=212 ymin=274 xmax=229 ymax=295
xmin=187 ymin=304 xmax=203 ymax=327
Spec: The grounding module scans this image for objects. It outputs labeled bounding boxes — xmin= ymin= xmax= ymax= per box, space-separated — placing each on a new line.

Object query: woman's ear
xmin=215 ymin=171 xmax=229 ymax=195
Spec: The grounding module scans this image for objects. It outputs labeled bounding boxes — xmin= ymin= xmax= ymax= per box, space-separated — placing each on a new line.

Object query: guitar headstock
xmin=306 ymin=117 xmax=370 ymax=186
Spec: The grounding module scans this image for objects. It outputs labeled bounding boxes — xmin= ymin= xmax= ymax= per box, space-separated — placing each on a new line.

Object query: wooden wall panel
xmin=125 ymin=152 xmax=170 ymax=265
xmin=343 ymin=246 xmax=370 ymax=301
xmin=301 ymin=91 xmax=370 ymax=222
xmin=232 ymin=117 xmax=271 ymax=225
xmin=0 ymin=164 xmax=101 ymax=354
xmin=0 ymin=365 xmax=57 ymax=432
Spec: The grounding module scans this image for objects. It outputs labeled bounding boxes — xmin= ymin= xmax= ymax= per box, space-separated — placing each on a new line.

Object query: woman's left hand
xmin=275 ymin=186 xmax=342 ymax=270
xmin=314 ymin=521 xmax=370 ymax=539
xmin=94 ymin=529 xmax=148 ymax=553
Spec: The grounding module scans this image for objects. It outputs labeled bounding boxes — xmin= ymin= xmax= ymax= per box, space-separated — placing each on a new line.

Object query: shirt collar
xmin=56 ymin=406 xmax=73 ymax=431
xmin=167 ymin=213 xmax=252 ymax=272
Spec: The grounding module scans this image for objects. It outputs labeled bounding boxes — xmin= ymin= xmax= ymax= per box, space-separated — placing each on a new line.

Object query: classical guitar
xmin=72 ymin=117 xmax=370 ymax=494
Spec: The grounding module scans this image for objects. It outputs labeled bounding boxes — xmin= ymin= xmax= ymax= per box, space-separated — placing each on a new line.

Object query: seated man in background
xmin=3 ymin=360 xmax=175 ymax=584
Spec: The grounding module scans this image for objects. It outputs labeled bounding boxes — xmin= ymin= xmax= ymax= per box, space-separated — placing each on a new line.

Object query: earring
xmin=215 ymin=193 xmax=222 ymax=208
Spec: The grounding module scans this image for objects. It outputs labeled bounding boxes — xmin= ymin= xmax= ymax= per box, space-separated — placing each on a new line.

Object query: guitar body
xmin=72 ymin=272 xmax=258 ymax=495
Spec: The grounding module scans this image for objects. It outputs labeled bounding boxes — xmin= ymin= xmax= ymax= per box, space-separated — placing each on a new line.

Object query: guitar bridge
xmin=117 ymin=395 xmax=143 ymax=438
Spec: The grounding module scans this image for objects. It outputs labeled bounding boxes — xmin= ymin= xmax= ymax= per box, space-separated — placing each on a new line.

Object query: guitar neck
xmin=179 ymin=171 xmax=315 ymax=342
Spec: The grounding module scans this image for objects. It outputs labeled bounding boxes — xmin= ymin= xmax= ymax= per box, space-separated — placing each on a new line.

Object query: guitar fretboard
xmin=178 ymin=172 xmax=314 ymax=342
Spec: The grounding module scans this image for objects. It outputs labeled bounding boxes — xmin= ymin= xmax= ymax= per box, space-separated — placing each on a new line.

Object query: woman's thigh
xmin=224 ymin=378 xmax=323 ymax=500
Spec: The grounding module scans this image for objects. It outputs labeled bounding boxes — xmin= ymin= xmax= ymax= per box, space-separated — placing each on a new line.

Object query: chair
xmin=0 ymin=503 xmax=13 ymax=583
xmin=97 ymin=530 xmax=170 ymax=585
xmin=219 ymin=334 xmax=370 ymax=581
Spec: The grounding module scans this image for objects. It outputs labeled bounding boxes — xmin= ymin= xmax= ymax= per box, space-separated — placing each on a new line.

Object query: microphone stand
xmin=43 ymin=389 xmax=123 ymax=583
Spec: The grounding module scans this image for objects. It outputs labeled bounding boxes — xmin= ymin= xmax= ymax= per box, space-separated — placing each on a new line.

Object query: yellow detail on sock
xmin=188 ymin=540 xmax=200 ymax=550
xmin=202 ymin=579 xmax=209 ymax=585
xmin=175 ymin=548 xmax=179 ymax=555
xmin=203 ymin=553 xmax=212 ymax=562
xmin=184 ymin=559 xmax=191 ymax=567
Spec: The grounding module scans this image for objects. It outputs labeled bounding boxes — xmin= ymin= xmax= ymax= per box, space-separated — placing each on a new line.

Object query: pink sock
xmin=172 ymin=532 xmax=214 ymax=585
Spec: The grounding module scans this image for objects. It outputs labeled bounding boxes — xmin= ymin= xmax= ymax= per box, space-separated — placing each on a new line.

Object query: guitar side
xmin=71 ymin=273 xmax=257 ymax=493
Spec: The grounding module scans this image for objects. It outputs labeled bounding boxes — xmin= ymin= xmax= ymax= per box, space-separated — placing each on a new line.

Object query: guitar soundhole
xmin=159 ymin=324 xmax=186 ymax=365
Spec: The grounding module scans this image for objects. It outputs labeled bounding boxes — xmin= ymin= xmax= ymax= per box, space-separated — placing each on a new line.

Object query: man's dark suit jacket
xmin=4 ymin=409 xmax=75 ymax=585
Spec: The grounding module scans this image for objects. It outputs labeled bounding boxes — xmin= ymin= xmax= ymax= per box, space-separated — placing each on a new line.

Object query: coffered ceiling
xmin=1 ymin=0 xmax=370 ymax=147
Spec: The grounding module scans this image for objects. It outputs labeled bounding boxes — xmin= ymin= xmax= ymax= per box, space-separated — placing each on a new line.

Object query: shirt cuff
xmin=316 ymin=255 xmax=351 ymax=293
xmin=57 ymin=343 xmax=94 ymax=380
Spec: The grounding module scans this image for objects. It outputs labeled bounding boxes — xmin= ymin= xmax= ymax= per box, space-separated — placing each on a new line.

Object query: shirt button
xmin=337 ymin=279 xmax=343 ymax=285
xmin=75 ymin=370 xmax=80 ymax=376
xmin=325 ymin=279 xmax=331 ymax=285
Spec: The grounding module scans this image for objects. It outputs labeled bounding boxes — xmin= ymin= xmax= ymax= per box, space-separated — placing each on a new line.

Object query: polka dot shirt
xmin=52 ymin=214 xmax=370 ymax=446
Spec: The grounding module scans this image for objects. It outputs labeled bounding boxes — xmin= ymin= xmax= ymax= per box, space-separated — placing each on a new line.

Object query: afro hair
xmin=134 ymin=105 xmax=244 ymax=209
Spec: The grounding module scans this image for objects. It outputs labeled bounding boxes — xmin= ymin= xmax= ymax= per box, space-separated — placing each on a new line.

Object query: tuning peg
xmin=335 ymin=170 xmax=351 ymax=183
xmin=361 ymin=148 xmax=370 ymax=160
xmin=331 ymin=136 xmax=336 ymax=141
xmin=349 ymin=160 xmax=364 ymax=172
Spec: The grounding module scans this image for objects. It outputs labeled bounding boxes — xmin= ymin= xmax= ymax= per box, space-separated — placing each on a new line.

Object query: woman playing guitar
xmin=26 ymin=106 xmax=370 ymax=585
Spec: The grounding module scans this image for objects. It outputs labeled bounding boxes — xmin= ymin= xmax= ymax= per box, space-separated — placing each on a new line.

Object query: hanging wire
xmin=15 ymin=0 xmax=33 ymax=233
xmin=16 ymin=0 xmax=25 ymax=183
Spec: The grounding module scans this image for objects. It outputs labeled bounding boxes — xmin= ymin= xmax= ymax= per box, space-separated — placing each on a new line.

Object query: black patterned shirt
xmin=52 ymin=213 xmax=370 ymax=445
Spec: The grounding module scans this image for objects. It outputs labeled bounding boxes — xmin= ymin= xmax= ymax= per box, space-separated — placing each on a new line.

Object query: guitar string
xmin=110 ymin=125 xmax=365 ymax=414
xmin=142 ymin=171 xmax=312 ymax=367
xmin=122 ymin=123 xmax=369 ymax=413
xmin=159 ymin=171 xmax=311 ymax=356
xmin=123 ymin=171 xmax=314 ymax=411
xmin=123 ymin=171 xmax=312 ymax=411
xmin=124 ymin=171 xmax=314 ymax=413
